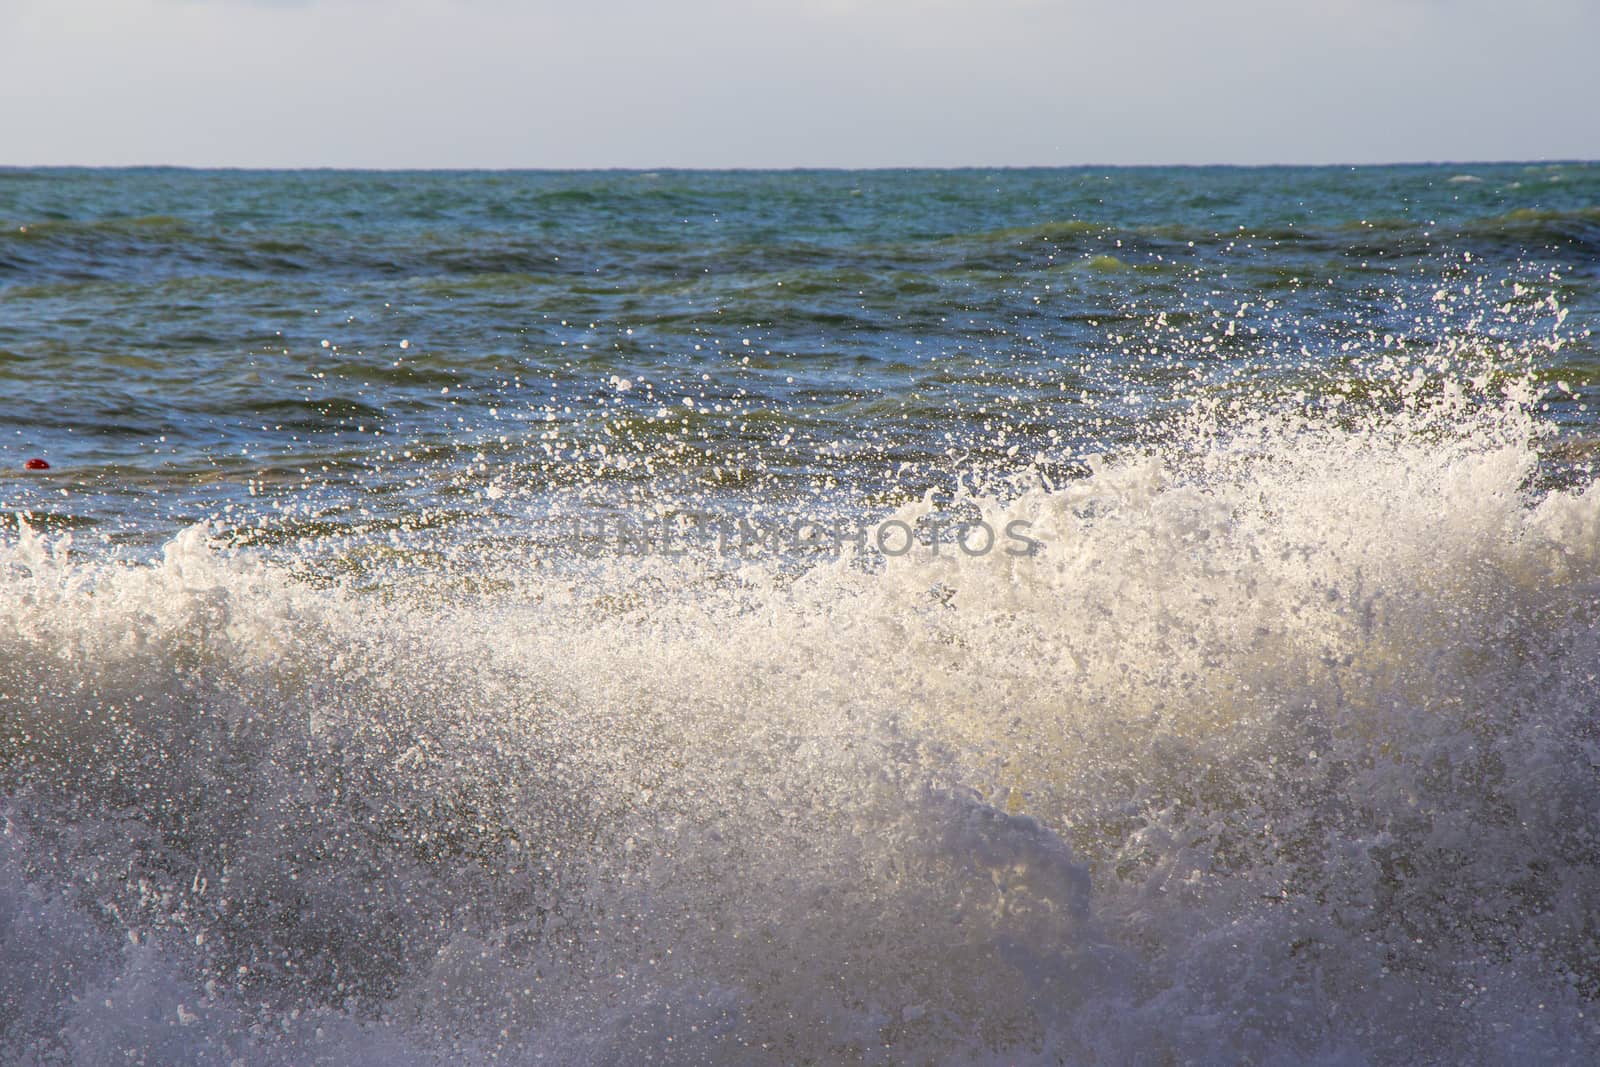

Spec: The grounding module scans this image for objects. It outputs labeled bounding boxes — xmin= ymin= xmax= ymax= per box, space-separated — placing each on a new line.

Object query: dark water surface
xmin=4 ymin=165 xmax=1597 ymax=547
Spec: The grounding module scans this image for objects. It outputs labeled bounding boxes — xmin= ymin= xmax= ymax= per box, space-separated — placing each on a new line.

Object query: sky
xmin=2 ymin=0 xmax=1597 ymax=168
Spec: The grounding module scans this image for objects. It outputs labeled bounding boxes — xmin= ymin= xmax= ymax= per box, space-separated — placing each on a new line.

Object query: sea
xmin=2 ymin=164 xmax=1600 ymax=1064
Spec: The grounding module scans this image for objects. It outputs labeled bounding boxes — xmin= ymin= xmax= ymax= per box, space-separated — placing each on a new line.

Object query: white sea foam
xmin=4 ymin=372 xmax=1600 ymax=1064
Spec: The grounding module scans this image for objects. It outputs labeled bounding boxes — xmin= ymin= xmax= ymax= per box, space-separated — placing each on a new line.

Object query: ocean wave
xmin=6 ymin=202 xmax=1599 ymax=292
xmin=5 ymin=377 xmax=1600 ymax=1062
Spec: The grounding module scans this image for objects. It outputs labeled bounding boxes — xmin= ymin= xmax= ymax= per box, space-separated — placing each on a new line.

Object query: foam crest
xmin=5 ymin=373 xmax=1600 ymax=1062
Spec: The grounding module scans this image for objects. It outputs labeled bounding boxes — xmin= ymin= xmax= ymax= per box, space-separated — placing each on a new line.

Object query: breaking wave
xmin=5 ymin=369 xmax=1600 ymax=1064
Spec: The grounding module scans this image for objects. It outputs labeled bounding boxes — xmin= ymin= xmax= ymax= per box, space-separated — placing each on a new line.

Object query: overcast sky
xmin=2 ymin=0 xmax=1597 ymax=168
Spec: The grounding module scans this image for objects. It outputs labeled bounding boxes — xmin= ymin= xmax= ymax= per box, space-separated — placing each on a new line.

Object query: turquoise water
xmin=4 ymin=165 xmax=1600 ymax=1063
xmin=4 ymin=165 xmax=1597 ymax=547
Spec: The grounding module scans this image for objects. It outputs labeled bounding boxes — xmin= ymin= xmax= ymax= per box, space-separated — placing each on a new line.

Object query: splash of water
xmin=5 ymin=342 xmax=1600 ymax=1064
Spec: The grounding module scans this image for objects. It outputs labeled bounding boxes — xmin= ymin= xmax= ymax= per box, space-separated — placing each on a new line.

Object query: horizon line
xmin=1 ymin=159 xmax=1595 ymax=174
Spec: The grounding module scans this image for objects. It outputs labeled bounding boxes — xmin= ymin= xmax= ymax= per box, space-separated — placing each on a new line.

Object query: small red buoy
xmin=24 ymin=458 xmax=49 ymax=470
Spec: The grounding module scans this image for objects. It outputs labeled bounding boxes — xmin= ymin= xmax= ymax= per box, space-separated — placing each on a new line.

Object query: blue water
xmin=4 ymin=165 xmax=1597 ymax=546
xmin=3 ymin=164 xmax=1600 ymax=1064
